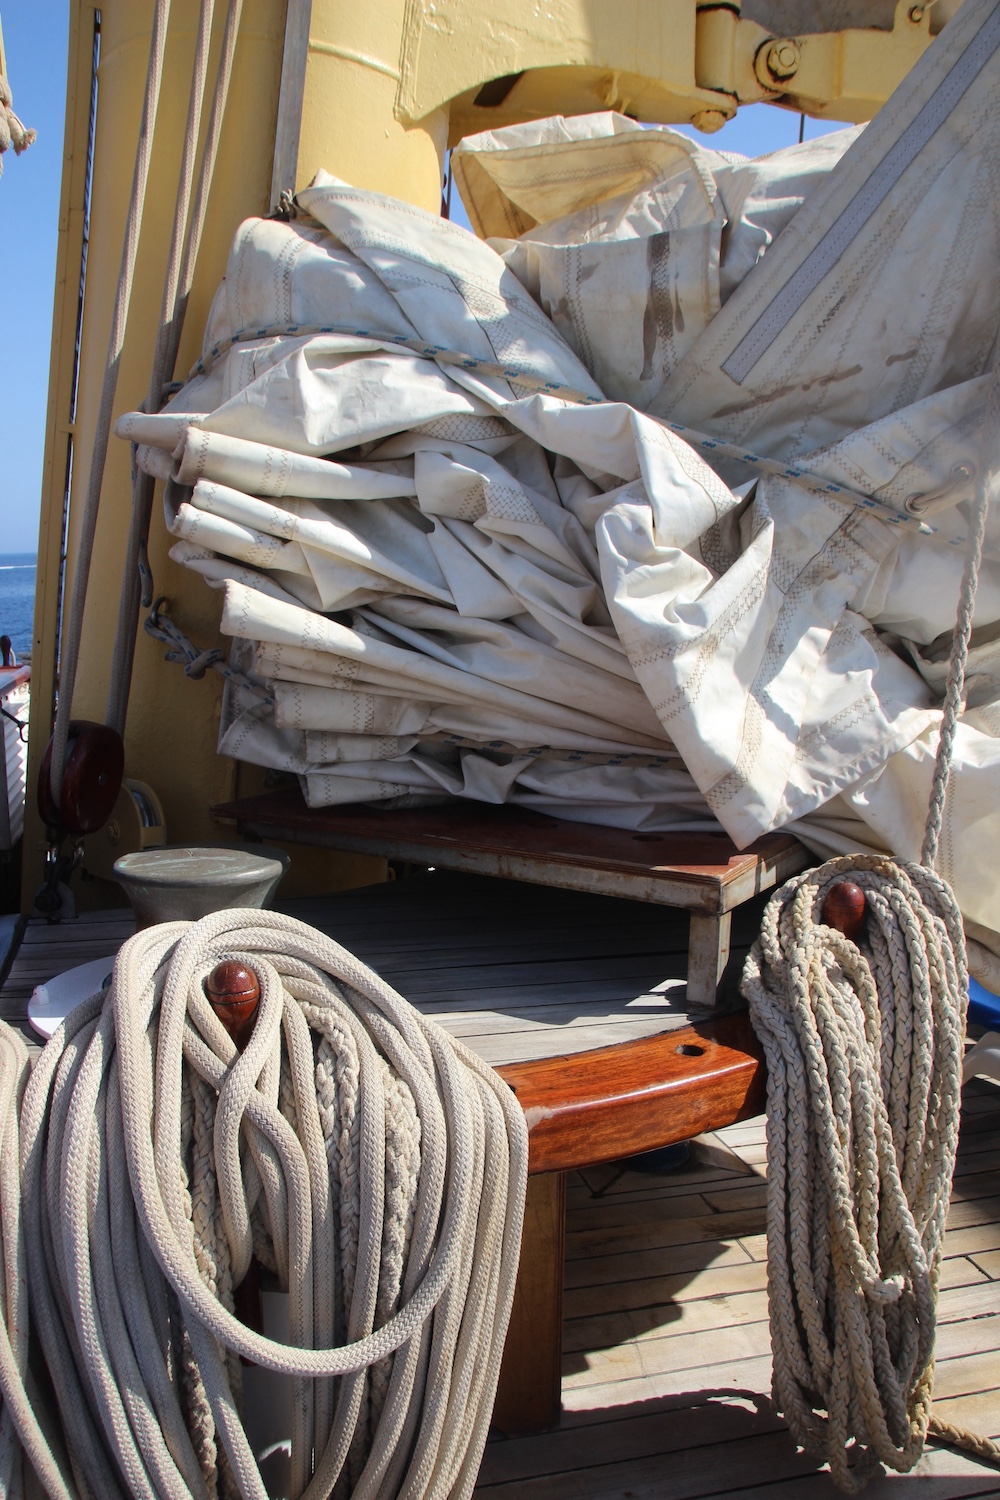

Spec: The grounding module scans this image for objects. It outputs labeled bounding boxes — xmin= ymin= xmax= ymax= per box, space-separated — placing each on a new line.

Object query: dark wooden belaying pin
xmin=204 ymin=961 xmax=262 ymax=1052
xmin=822 ymin=880 xmax=867 ymax=941
xmin=203 ymin=960 xmax=264 ymax=1325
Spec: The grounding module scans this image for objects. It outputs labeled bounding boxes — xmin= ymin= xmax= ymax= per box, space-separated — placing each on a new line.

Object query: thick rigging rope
xmin=0 ymin=909 xmax=527 ymax=1499
xmin=49 ymin=0 xmax=173 ymax=809
xmin=742 ymin=856 xmax=967 ymax=1491
xmin=742 ymin=472 xmax=1000 ymax=1490
xmin=108 ymin=0 xmax=245 ymax=739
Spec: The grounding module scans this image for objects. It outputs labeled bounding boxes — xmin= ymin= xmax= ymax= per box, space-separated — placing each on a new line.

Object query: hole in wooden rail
xmin=631 ymin=833 xmax=665 ymax=842
xmin=675 ymin=1043 xmax=706 ymax=1056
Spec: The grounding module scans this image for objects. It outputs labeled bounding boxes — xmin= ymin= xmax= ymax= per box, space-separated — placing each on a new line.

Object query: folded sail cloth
xmin=451 ymin=111 xmax=864 ymax=411
xmin=116 ymin=0 xmax=1000 ymax=940
xmin=650 ymin=0 xmax=1000 ymax=455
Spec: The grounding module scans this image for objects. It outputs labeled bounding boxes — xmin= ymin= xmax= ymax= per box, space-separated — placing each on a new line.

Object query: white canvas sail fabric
xmin=117 ymin=0 xmax=1000 ymax=938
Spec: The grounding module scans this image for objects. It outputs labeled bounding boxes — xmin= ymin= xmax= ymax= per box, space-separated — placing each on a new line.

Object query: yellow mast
xmin=23 ymin=0 xmax=940 ymax=910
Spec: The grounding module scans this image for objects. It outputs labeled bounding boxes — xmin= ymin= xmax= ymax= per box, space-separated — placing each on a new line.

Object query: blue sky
xmin=0 ymin=3 xmax=844 ymax=555
xmin=0 ymin=2 xmax=68 ymax=553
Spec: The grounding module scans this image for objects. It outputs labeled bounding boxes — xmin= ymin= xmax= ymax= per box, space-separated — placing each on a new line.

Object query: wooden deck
xmin=3 ymin=881 xmax=1000 ymax=1498
xmin=475 ymin=1096 xmax=1000 ymax=1499
xmin=213 ymin=792 xmax=812 ymax=1009
xmin=4 ymin=873 xmax=777 ymax=1065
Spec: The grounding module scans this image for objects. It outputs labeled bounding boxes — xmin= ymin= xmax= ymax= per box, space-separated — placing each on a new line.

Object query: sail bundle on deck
xmin=117 ymin=0 xmax=1000 ymax=943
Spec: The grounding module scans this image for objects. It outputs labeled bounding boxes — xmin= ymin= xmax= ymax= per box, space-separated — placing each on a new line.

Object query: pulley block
xmin=37 ymin=721 xmax=125 ymax=836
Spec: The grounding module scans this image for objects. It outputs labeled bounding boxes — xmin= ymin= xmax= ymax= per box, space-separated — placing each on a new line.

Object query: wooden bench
xmin=213 ymin=790 xmax=810 ymax=1430
xmin=214 ymin=791 xmax=809 ymax=1010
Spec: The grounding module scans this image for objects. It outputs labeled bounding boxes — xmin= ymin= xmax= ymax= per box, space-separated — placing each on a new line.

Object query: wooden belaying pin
xmin=822 ymin=880 xmax=867 ymax=941
xmin=204 ymin=960 xmax=264 ymax=1327
xmin=204 ymin=961 xmax=261 ymax=1052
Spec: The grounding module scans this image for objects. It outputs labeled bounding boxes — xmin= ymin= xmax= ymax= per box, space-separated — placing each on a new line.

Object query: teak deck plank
xmin=932 ymin=1393 xmax=1000 ymax=1443
xmin=565 ymin=1205 xmax=767 ymax=1260
xmin=561 ymin=1297 xmax=771 ymax=1361
xmin=476 ymin=1398 xmax=788 ymax=1489
xmin=477 ymin=1426 xmax=823 ymax=1498
xmin=480 ymin=1082 xmax=1000 ymax=1497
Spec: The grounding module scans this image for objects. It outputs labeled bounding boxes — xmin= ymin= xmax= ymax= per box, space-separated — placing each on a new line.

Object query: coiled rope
xmin=742 ymin=856 xmax=968 ymax=1491
xmin=0 ymin=908 xmax=528 ymax=1499
xmin=742 ymin=471 xmax=1000 ymax=1490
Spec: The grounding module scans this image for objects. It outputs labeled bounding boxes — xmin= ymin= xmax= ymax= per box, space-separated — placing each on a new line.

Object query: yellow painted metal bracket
xmin=731 ymin=0 xmax=933 ymax=123
xmin=396 ymin=0 xmax=936 ymax=141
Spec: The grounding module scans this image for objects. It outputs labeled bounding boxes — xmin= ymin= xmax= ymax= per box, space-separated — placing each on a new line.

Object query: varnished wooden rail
xmin=492 ymin=879 xmax=864 ymax=1433
xmin=489 ymin=1013 xmax=767 ymax=1432
xmin=497 ymin=1012 xmax=766 ymax=1176
xmin=206 ymin=950 xmax=768 ymax=1435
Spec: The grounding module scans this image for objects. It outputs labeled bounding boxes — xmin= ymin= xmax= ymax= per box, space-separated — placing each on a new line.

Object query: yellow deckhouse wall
xmin=26 ymin=0 xmax=293 ymax=909
xmin=24 ymin=0 xmax=939 ymax=909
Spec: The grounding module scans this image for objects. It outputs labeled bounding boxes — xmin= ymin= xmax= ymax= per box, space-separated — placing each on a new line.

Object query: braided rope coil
xmin=0 ymin=909 xmax=528 ymax=1500
xmin=742 ymin=854 xmax=970 ymax=1493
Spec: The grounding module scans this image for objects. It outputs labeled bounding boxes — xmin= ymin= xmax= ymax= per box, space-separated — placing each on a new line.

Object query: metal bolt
xmin=909 ymin=5 xmax=926 ymax=20
xmin=766 ymin=38 xmax=801 ymax=81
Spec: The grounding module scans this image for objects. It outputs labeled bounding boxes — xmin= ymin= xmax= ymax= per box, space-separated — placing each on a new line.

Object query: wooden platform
xmin=4 ymin=882 xmax=1000 ymax=1496
xmin=212 ymin=791 xmax=812 ymax=1009
xmin=0 ymin=872 xmax=769 ymax=1137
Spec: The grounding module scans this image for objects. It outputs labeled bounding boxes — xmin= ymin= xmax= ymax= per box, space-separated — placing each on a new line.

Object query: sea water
xmin=0 ymin=554 xmax=37 ymax=661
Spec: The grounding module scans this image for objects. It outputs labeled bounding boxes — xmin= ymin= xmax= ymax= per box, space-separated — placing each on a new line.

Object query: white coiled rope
xmin=743 ymin=473 xmax=1000 ymax=1490
xmin=0 ymin=908 xmax=528 ymax=1500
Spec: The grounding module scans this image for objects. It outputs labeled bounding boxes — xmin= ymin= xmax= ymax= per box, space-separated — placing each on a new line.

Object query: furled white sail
xmin=117 ymin=0 xmax=1000 ymax=940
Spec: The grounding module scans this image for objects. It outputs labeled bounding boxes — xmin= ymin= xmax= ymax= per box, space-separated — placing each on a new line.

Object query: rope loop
xmin=743 ymin=853 xmax=974 ymax=1491
xmin=0 ymin=910 xmax=527 ymax=1498
xmin=185 ymin=646 xmax=226 ymax=679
